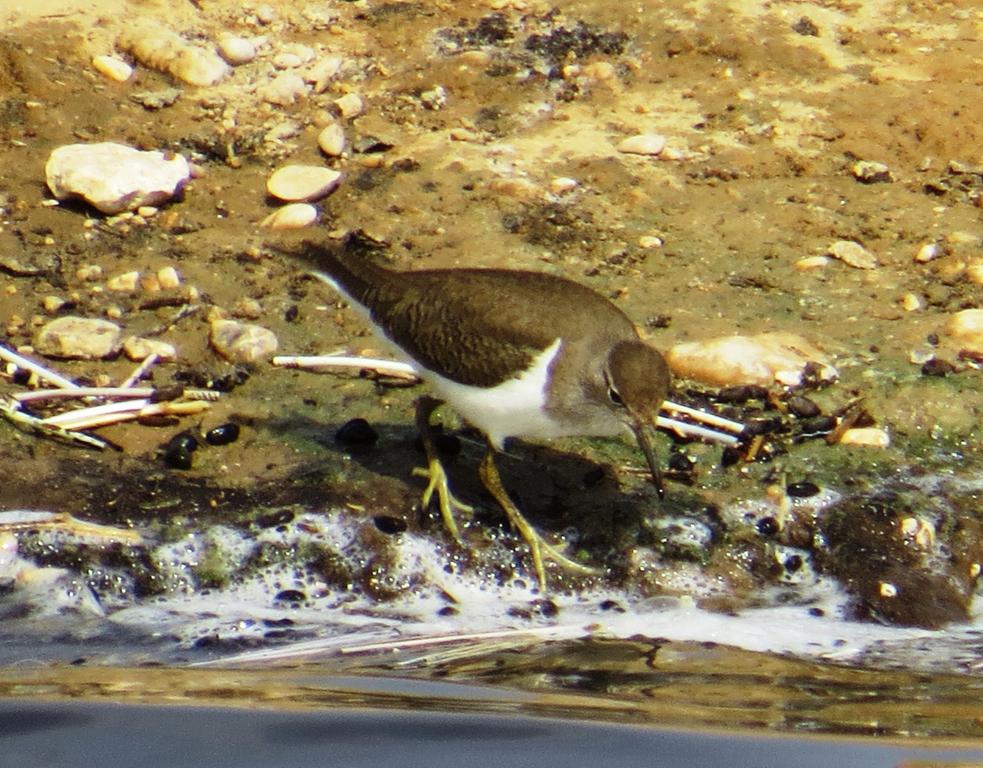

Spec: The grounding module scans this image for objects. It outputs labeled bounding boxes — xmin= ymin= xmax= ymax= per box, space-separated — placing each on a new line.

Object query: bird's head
xmin=602 ymin=340 xmax=671 ymax=497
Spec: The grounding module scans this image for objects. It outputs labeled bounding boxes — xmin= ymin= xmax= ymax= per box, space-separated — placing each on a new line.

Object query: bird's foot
xmin=412 ymin=457 xmax=473 ymax=544
xmin=505 ymin=509 xmax=602 ymax=587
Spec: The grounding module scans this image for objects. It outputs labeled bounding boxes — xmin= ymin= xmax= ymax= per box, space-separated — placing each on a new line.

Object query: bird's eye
xmin=608 ymin=386 xmax=625 ymax=407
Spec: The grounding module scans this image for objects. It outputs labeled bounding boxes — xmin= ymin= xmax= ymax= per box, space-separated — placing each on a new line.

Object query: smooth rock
xmin=118 ymin=26 xmax=229 ymax=87
xmin=267 ymin=165 xmax=342 ymax=202
xmin=210 ymin=319 xmax=278 ymax=363
xmin=945 ymin=309 xmax=983 ymax=353
xmin=851 ymin=160 xmax=893 ymax=183
xmin=123 ymin=336 xmax=177 ymax=361
xmin=217 ymin=34 xmax=256 ymax=66
xmin=262 ymin=72 xmax=307 ymax=105
xmin=35 ymin=316 xmax=121 ymax=360
xmin=794 ymin=255 xmax=831 ymax=270
xmin=106 ymin=270 xmax=141 ymax=292
xmin=965 ymin=260 xmax=983 ymax=284
xmin=914 ymin=243 xmax=939 ymax=263
xmin=617 ymin=133 xmax=667 ymax=156
xmin=317 ymin=122 xmax=346 ymax=156
xmin=827 ymin=240 xmax=877 ymax=269
xmin=838 ymin=427 xmax=890 ymax=448
xmin=308 ymin=55 xmax=343 ymax=92
xmin=92 ymin=55 xmax=133 ymax=82
xmin=260 ymin=203 xmax=318 ymax=229
xmin=46 ymin=143 xmax=190 ymax=214
xmin=157 ymin=266 xmax=181 ymax=289
xmin=667 ymin=332 xmax=837 ymax=387
xmin=334 ymin=92 xmax=364 ymax=118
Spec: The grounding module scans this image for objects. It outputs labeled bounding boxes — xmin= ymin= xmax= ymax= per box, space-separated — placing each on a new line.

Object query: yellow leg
xmin=478 ymin=446 xmax=600 ymax=590
xmin=412 ymin=396 xmax=473 ymax=543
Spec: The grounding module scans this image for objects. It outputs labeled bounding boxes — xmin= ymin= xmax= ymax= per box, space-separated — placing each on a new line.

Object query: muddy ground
xmin=0 ymin=0 xmax=982 ymax=634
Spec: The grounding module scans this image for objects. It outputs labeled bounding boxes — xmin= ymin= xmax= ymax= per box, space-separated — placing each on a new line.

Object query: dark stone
xmin=336 ymin=417 xmax=378 ymax=445
xmin=756 ymin=517 xmax=779 ymax=536
xmin=163 ymin=444 xmax=193 ymax=470
xmin=921 ymin=357 xmax=955 ymax=377
xmin=786 ymin=480 xmax=820 ymax=498
xmin=783 ymin=554 xmax=803 ymax=572
xmin=667 ymin=452 xmax=694 ymax=472
xmin=274 ymin=589 xmax=306 ymax=603
xmin=792 ymin=17 xmax=820 ymax=36
xmin=786 ymin=395 xmax=821 ymax=418
xmin=373 ymin=515 xmax=407 ymax=535
xmin=205 ymin=422 xmax=240 ymax=446
xmin=255 ymin=509 xmax=295 ymax=528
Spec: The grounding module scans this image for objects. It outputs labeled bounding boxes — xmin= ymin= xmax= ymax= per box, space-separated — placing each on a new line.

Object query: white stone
xmin=217 ymin=35 xmax=256 ymax=66
xmin=965 ymin=260 xmax=983 ymax=285
xmin=945 ymin=309 xmax=983 ymax=353
xmin=914 ymin=243 xmax=939 ymax=263
xmin=334 ymin=92 xmax=364 ymax=119
xmin=827 ymin=240 xmax=877 ymax=269
xmin=794 ymin=255 xmax=830 ymax=271
xmin=262 ymin=72 xmax=307 ymax=105
xmin=107 ymin=270 xmax=141 ymax=292
xmin=638 ymin=235 xmax=664 ymax=249
xmin=308 ymin=55 xmax=343 ymax=92
xmin=35 ymin=316 xmax=121 ymax=360
xmin=45 ymin=143 xmax=190 ymax=215
xmin=118 ymin=27 xmax=229 ymax=87
xmin=549 ymin=177 xmax=578 ymax=194
xmin=92 ymin=55 xmax=133 ymax=82
xmin=666 ymin=332 xmax=837 ymax=387
xmin=157 ymin=266 xmax=181 ymax=289
xmin=617 ymin=133 xmax=667 ymax=156
xmin=317 ymin=122 xmax=346 ymax=156
xmin=210 ymin=319 xmax=278 ymax=363
xmin=267 ymin=165 xmax=342 ymax=202
xmin=851 ymin=161 xmax=893 ymax=183
xmin=41 ymin=296 xmax=66 ymax=314
xmin=261 ymin=203 xmax=318 ymax=229
xmin=838 ymin=427 xmax=890 ymax=448
xmin=123 ymin=336 xmax=177 ymax=361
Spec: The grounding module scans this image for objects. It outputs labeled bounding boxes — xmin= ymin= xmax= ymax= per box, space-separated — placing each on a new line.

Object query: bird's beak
xmin=629 ymin=413 xmax=664 ymax=499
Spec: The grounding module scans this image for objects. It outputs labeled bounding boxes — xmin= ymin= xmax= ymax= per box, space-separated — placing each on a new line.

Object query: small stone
xmin=945 ymin=309 xmax=983 ymax=353
xmin=549 ymin=177 xmax=578 ymax=195
xmin=336 ymin=417 xmax=378 ymax=446
xmin=794 ymin=255 xmax=830 ymax=271
xmin=107 ymin=270 xmax=141 ymax=292
xmin=583 ymin=61 xmax=616 ymax=80
xmin=123 ymin=335 xmax=177 ymax=361
xmin=157 ymin=266 xmax=181 ymax=290
xmin=231 ymin=297 xmax=263 ymax=319
xmin=307 ymin=55 xmax=343 ymax=93
xmin=827 ymin=240 xmax=877 ymax=269
xmin=217 ymin=35 xmax=256 ymax=66
xmin=617 ymin=133 xmax=667 ymax=156
xmin=137 ymin=205 xmax=158 ymax=218
xmin=139 ymin=273 xmax=161 ymax=293
xmin=278 ymin=43 xmax=315 ymax=66
xmin=76 ymin=264 xmax=102 ymax=281
xmin=900 ymin=292 xmax=922 ymax=312
xmin=35 ymin=316 xmax=121 ymax=360
xmin=666 ymin=332 xmax=837 ymax=387
xmin=334 ymin=92 xmax=364 ymax=119
xmin=261 ymin=72 xmax=307 ymax=106
xmin=915 ymin=243 xmax=939 ymax=263
xmin=41 ymin=296 xmax=66 ymax=314
xmin=851 ymin=160 xmax=893 ymax=183
xmin=255 ymin=3 xmax=276 ymax=24
xmin=209 ymin=319 xmax=278 ymax=363
xmin=838 ymin=427 xmax=890 ymax=448
xmin=46 ymin=143 xmax=190 ymax=215
xmin=205 ymin=423 xmax=240 ymax=446
xmin=317 ymin=122 xmax=346 ymax=157
xmin=921 ymin=357 xmax=955 ymax=377
xmin=261 ymin=203 xmax=318 ymax=229
xmin=966 ymin=260 xmax=983 ymax=284
xmin=92 ymin=55 xmax=133 ymax=82
xmin=267 ymin=165 xmax=342 ymax=202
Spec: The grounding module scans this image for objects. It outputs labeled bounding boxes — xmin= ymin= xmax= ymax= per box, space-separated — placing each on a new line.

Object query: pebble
xmin=308 ymin=55 xmax=343 ymax=93
xmin=617 ymin=133 xmax=667 ymax=156
xmin=827 ymin=240 xmax=877 ymax=269
xmin=267 ymin=165 xmax=342 ymax=202
xmin=41 ymin=296 xmax=66 ymax=314
xmin=107 ymin=270 xmax=140 ymax=292
xmin=794 ymin=255 xmax=830 ymax=271
xmin=123 ymin=336 xmax=177 ymax=361
xmin=217 ymin=34 xmax=256 ymax=66
xmin=966 ymin=260 xmax=983 ymax=284
xmin=851 ymin=160 xmax=893 ymax=183
xmin=205 ymin=423 xmax=240 ymax=446
xmin=157 ymin=266 xmax=181 ymax=290
xmin=209 ymin=319 xmax=278 ymax=363
xmin=666 ymin=332 xmax=837 ymax=387
xmin=838 ymin=427 xmax=891 ymax=448
xmin=317 ymin=122 xmax=346 ymax=157
xmin=914 ymin=243 xmax=939 ymax=263
xmin=638 ymin=235 xmax=664 ymax=249
xmin=34 ymin=316 xmax=121 ymax=360
xmin=45 ymin=142 xmax=190 ymax=214
xmin=118 ymin=26 xmax=229 ymax=87
xmin=334 ymin=92 xmax=364 ymax=119
xmin=260 ymin=203 xmax=318 ymax=229
xmin=92 ymin=55 xmax=133 ymax=82
xmin=900 ymin=292 xmax=922 ymax=312
xmin=945 ymin=308 xmax=983 ymax=353
xmin=261 ymin=72 xmax=307 ymax=105
xmin=231 ymin=297 xmax=263 ymax=319
xmin=549 ymin=177 xmax=578 ymax=195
